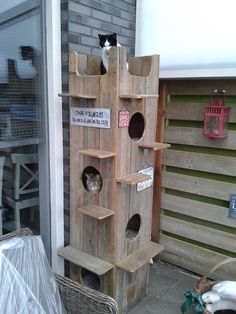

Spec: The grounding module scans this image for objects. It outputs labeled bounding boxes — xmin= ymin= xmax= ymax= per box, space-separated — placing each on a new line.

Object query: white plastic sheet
xmin=0 ymin=235 xmax=66 ymax=314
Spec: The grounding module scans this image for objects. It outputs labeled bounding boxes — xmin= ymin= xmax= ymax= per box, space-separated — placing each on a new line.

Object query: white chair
xmin=0 ymin=156 xmax=5 ymax=234
xmin=3 ymin=153 xmax=39 ymax=230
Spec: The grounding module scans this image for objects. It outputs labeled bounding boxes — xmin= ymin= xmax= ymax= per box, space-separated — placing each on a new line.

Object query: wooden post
xmin=152 ymin=80 xmax=167 ymax=243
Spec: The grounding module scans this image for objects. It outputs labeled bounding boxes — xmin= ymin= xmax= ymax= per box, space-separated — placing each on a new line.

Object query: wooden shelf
xmin=139 ymin=142 xmax=170 ymax=151
xmin=58 ymin=245 xmax=113 ymax=275
xmin=79 ymin=148 xmax=116 ymax=159
xmin=120 ymin=94 xmax=159 ymax=99
xmin=116 ymin=172 xmax=151 ymax=185
xmin=58 ymin=93 xmax=97 ymax=99
xmin=117 ymin=242 xmax=164 ymax=273
xmin=78 ymin=205 xmax=115 ymax=220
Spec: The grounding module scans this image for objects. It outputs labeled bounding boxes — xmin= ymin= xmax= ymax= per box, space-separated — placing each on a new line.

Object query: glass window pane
xmin=0 ymin=0 xmax=27 ymax=14
xmin=0 ymin=1 xmax=46 ymax=237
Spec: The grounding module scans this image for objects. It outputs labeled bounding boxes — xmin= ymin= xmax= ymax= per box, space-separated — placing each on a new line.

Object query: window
xmin=0 ymin=0 xmax=50 ymax=255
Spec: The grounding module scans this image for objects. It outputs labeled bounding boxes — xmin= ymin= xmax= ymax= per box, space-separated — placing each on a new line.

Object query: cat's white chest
xmin=102 ymin=42 xmax=121 ymax=71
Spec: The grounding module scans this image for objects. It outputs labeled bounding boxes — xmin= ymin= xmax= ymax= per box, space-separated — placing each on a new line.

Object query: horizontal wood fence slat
xmin=164 ymin=127 xmax=236 ymax=150
xmin=166 ymin=102 xmax=236 ymax=123
xmin=163 ymin=149 xmax=236 ymax=176
xmin=162 ymin=172 xmax=235 ymax=201
xmin=160 ymin=215 xmax=236 ymax=253
xmin=160 ymin=234 xmax=236 ymax=280
xmin=165 ymin=79 xmax=236 ymax=96
xmin=161 ymin=193 xmax=235 ymax=228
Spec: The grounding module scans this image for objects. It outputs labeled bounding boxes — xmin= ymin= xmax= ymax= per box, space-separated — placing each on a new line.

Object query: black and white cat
xmin=98 ymin=33 xmax=121 ymax=74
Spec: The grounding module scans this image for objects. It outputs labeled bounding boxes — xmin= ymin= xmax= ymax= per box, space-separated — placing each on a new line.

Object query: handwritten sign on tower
xmin=70 ymin=107 xmax=111 ymax=129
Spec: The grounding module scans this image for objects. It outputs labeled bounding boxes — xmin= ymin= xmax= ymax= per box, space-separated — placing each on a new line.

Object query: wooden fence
xmin=157 ymin=79 xmax=236 ymax=280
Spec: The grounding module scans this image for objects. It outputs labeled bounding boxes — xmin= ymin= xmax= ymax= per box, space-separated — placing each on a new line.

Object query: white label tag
xmin=137 ymin=166 xmax=154 ymax=192
xmin=70 ymin=107 xmax=111 ymax=128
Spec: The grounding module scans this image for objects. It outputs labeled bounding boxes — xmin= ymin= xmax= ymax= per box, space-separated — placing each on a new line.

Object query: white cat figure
xmin=202 ymin=281 xmax=236 ymax=313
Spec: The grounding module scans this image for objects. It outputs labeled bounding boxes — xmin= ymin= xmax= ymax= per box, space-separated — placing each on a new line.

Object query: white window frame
xmin=45 ymin=0 xmax=64 ymax=274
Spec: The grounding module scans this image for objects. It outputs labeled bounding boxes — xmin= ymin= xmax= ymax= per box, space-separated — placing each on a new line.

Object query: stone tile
xmin=129 ymin=261 xmax=200 ymax=314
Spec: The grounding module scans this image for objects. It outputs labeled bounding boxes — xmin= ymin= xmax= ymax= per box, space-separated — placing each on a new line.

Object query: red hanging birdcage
xmin=203 ymin=99 xmax=230 ymax=138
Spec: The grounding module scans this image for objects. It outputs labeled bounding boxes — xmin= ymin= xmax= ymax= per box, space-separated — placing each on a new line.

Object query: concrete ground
xmin=128 ymin=261 xmax=199 ymax=314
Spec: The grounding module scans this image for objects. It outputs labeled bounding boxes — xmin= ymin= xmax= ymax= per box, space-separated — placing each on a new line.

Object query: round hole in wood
xmin=80 ymin=269 xmax=101 ymax=290
xmin=82 ymin=166 xmax=103 ymax=194
xmin=128 ymin=112 xmax=145 ymax=141
xmin=125 ymin=214 xmax=141 ymax=240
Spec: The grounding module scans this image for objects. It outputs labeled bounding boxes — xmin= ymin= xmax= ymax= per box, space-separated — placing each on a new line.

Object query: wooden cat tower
xmin=58 ymin=47 xmax=168 ymax=313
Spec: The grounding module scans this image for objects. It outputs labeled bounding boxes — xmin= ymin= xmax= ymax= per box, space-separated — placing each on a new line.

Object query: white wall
xmin=136 ymin=0 xmax=236 ymax=78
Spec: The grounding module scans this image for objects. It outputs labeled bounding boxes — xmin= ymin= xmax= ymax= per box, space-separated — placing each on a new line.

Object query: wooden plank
xmin=164 ymin=126 xmax=236 ymax=150
xmin=120 ymin=94 xmax=158 ymax=99
xmin=162 ymin=172 xmax=235 ymax=201
xmin=58 ymin=93 xmax=97 ymax=99
xmin=58 ymin=245 xmax=113 ymax=275
xmin=164 ymin=149 xmax=236 ymax=176
xmin=97 ymin=49 xmax=117 ymax=267
xmin=79 ymin=149 xmax=116 ymax=159
xmin=116 ymin=172 xmax=151 ymax=185
xmin=160 ymin=215 xmax=236 ymax=253
xmin=76 ymin=52 xmax=87 ymax=75
xmin=165 ymin=79 xmax=236 ymax=96
xmin=69 ymin=51 xmax=77 ymax=74
xmin=161 ymin=193 xmax=236 ymax=228
xmin=87 ymin=55 xmax=101 ymax=75
xmin=160 ymin=234 xmax=236 ymax=281
xmin=117 ymin=241 xmax=164 ymax=273
xmin=165 ymin=102 xmax=236 ymax=123
xmin=139 ymin=142 xmax=170 ymax=151
xmin=78 ymin=205 xmax=114 ymax=220
xmin=152 ymin=81 xmax=167 ymax=243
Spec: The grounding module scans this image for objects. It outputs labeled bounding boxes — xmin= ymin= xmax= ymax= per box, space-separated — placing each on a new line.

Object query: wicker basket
xmin=0 ymin=228 xmax=118 ymax=314
xmin=195 ymin=257 xmax=236 ymax=314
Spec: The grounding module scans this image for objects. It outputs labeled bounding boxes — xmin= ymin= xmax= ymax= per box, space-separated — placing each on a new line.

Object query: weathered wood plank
xmin=58 ymin=245 xmax=113 ymax=275
xmin=165 ymin=102 xmax=236 ymax=123
xmin=162 ymin=172 xmax=235 ymax=201
xmin=152 ymin=81 xmax=166 ymax=243
xmin=160 ymin=215 xmax=236 ymax=253
xmin=116 ymin=173 xmax=151 ymax=185
xmin=79 ymin=149 xmax=116 ymax=159
xmin=78 ymin=205 xmax=114 ymax=220
xmin=117 ymin=241 xmax=164 ymax=273
xmin=164 ymin=126 xmax=236 ymax=150
xmin=120 ymin=94 xmax=158 ymax=99
xmin=160 ymin=234 xmax=236 ymax=280
xmin=87 ymin=55 xmax=101 ymax=75
xmin=164 ymin=149 xmax=236 ymax=176
xmin=165 ymin=79 xmax=236 ymax=96
xmin=58 ymin=93 xmax=97 ymax=99
xmin=161 ymin=193 xmax=236 ymax=228
xmin=139 ymin=142 xmax=170 ymax=151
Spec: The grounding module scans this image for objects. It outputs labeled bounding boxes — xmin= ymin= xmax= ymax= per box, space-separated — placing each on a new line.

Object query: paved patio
xmin=128 ymin=261 xmax=199 ymax=314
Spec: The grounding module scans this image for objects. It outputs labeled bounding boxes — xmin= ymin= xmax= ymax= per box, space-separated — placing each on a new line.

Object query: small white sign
xmin=137 ymin=166 xmax=154 ymax=192
xmin=229 ymin=194 xmax=236 ymax=219
xmin=70 ymin=107 xmax=111 ymax=128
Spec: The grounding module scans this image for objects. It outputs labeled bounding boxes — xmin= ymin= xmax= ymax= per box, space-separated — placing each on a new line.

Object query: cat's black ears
xmin=98 ymin=32 xmax=117 ymax=38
